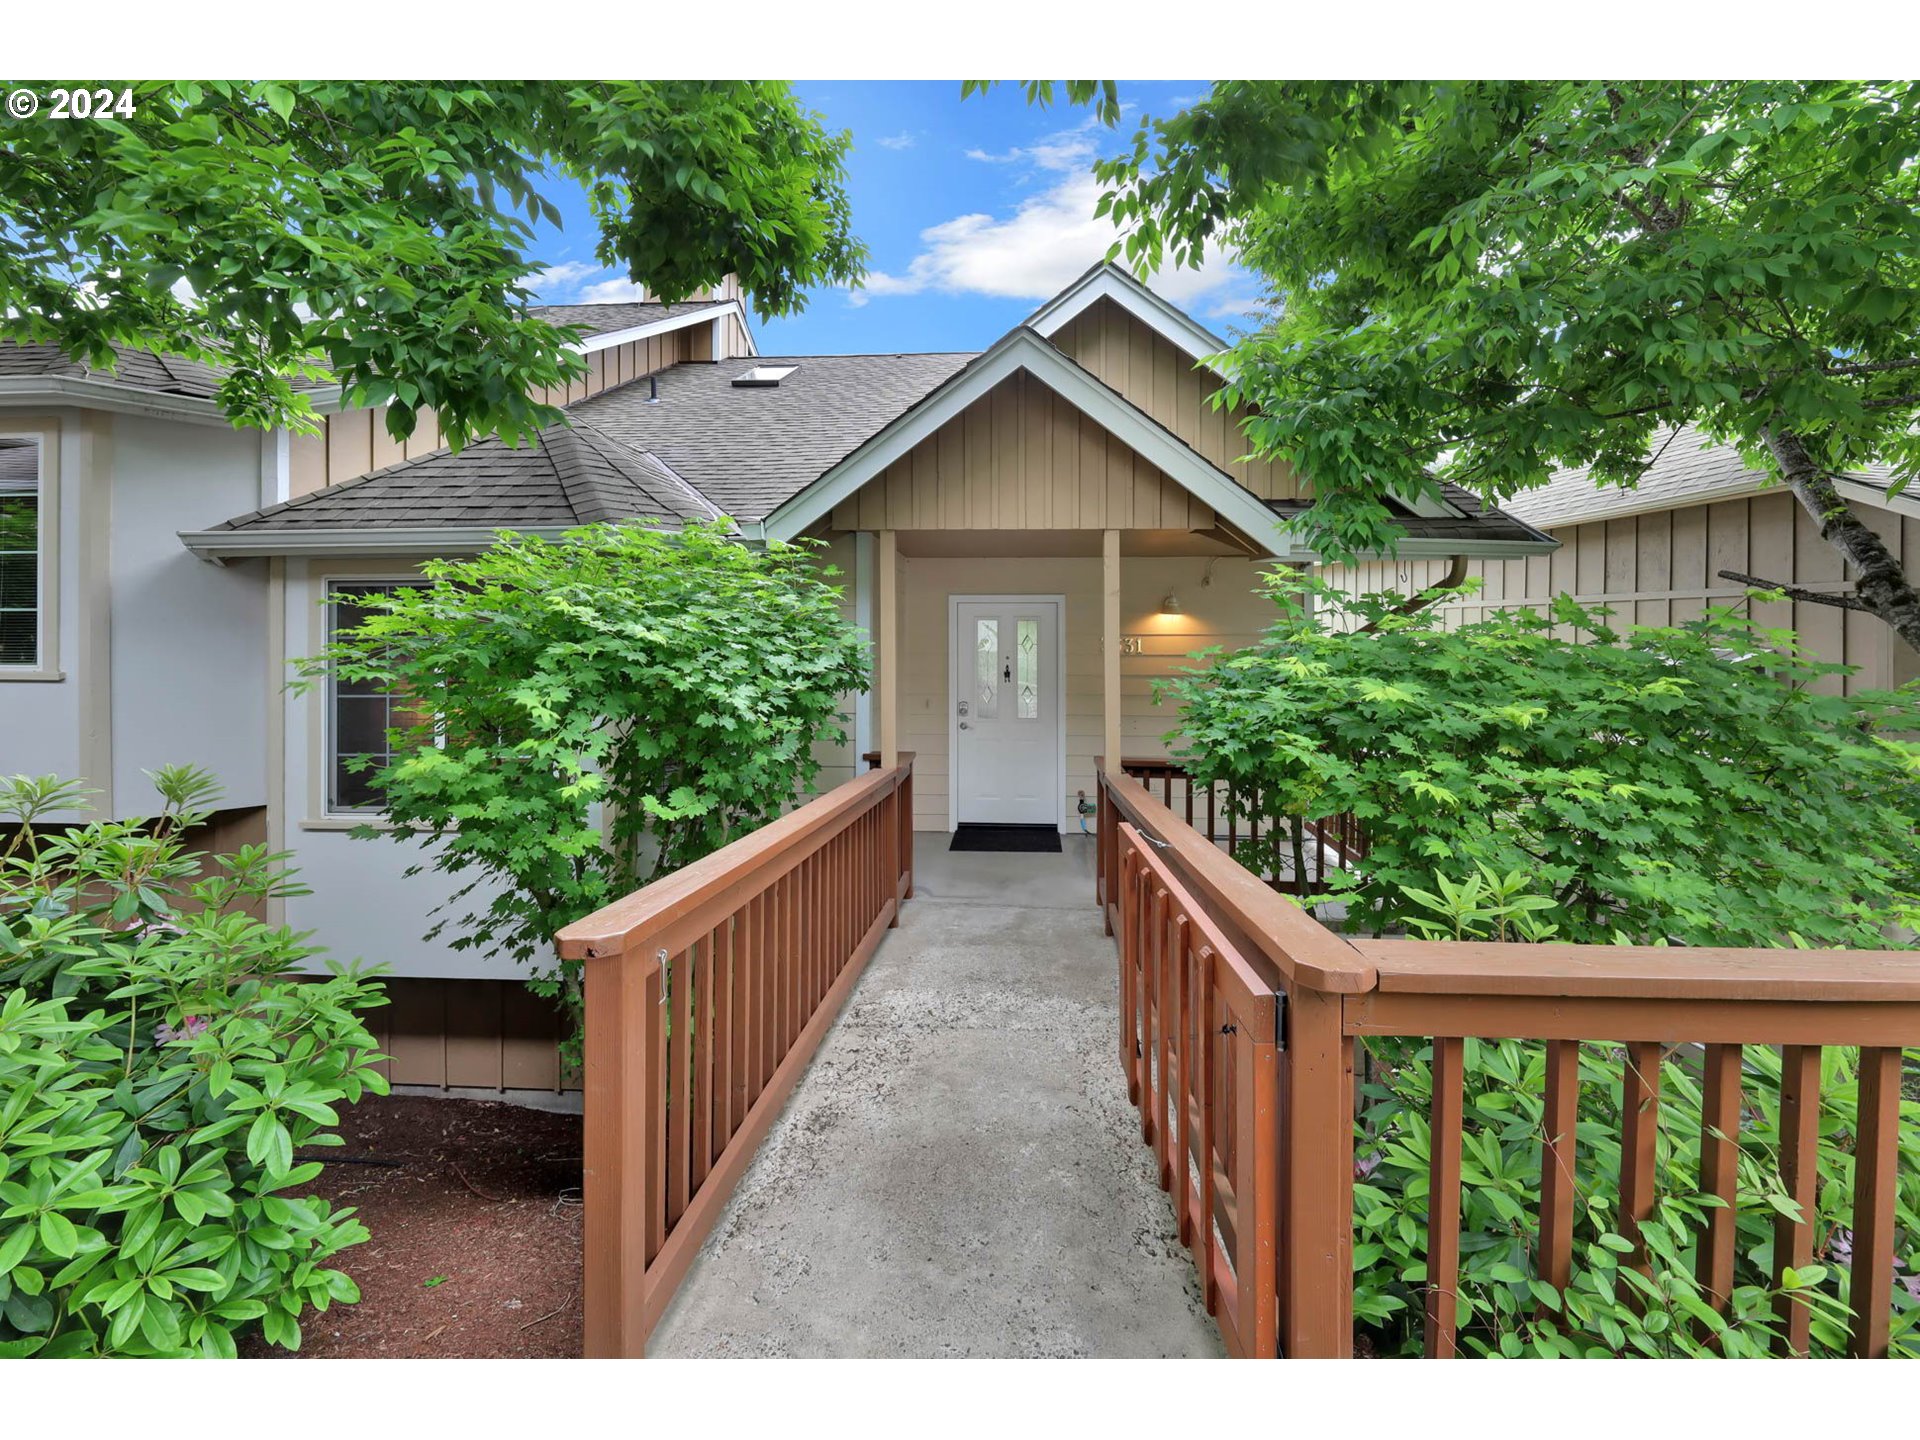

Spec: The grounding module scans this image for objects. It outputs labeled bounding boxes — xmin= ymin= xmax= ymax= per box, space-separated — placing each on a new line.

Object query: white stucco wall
xmin=0 ymin=406 xmax=274 ymax=820
xmin=109 ymin=413 xmax=270 ymax=810
xmin=279 ymin=558 xmax=518 ymax=980
xmin=0 ymin=411 xmax=87 ymax=786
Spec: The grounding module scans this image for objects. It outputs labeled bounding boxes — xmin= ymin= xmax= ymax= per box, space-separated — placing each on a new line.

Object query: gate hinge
xmin=1274 ymin=991 xmax=1288 ymax=1052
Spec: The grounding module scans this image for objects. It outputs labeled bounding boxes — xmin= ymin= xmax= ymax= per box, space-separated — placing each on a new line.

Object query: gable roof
xmin=0 ymin=300 xmax=740 ymax=419
xmin=1502 ymin=424 xmax=1905 ymax=530
xmin=182 ymin=418 xmax=721 ymax=559
xmin=1026 ymin=261 xmax=1231 ymax=365
xmin=756 ymin=326 xmax=1299 ymax=552
xmin=529 ymin=300 xmax=733 ymax=341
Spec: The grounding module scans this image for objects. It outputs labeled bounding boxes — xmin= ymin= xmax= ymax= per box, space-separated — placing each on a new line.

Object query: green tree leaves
xmin=299 ymin=520 xmax=870 ymax=1028
xmin=1082 ymin=81 xmax=1920 ymax=642
xmin=0 ymin=81 xmax=867 ymax=449
xmin=1162 ymin=572 xmax=1920 ymax=947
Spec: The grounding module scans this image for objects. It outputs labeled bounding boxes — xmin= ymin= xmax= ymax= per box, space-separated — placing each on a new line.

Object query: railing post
xmin=901 ymin=763 xmax=914 ymax=901
xmin=1280 ymin=984 xmax=1354 ymax=1358
xmin=582 ymin=950 xmax=661 ymax=1358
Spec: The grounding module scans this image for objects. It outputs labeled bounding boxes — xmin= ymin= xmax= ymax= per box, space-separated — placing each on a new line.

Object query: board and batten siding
xmin=1326 ymin=491 xmax=1915 ymax=695
xmin=829 ymin=368 xmax=1220 ymax=533
xmin=1048 ymin=296 xmax=1305 ymax=503
xmin=289 ymin=326 xmax=699 ymax=498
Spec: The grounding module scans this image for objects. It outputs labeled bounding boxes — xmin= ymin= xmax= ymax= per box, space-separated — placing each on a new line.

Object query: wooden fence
xmin=557 ymin=758 xmax=915 ymax=1358
xmin=1097 ymin=762 xmax=1920 ymax=1359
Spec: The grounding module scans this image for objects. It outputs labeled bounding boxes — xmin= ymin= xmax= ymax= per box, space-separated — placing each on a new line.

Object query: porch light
xmin=1160 ymin=591 xmax=1182 ymax=615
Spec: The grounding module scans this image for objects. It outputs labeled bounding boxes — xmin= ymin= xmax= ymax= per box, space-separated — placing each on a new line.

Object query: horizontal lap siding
xmin=1049 ymin=297 xmax=1304 ymax=503
xmin=1323 ymin=495 xmax=1906 ymax=694
xmin=828 ymin=369 xmax=1215 ymax=532
xmin=898 ymin=554 xmax=1276 ymax=830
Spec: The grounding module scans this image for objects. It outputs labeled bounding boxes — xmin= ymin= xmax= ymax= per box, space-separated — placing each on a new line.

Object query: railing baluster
xmin=1156 ymin=886 xmax=1177 ymax=1190
xmin=1618 ymin=1040 xmax=1662 ymax=1286
xmin=1246 ymin=1003 xmax=1280 ymax=1359
xmin=1195 ymin=942 xmax=1218 ymax=1316
xmin=1424 ymin=1035 xmax=1464 ymax=1358
xmin=691 ymin=932 xmax=714 ymax=1191
xmin=1144 ymin=883 xmax=1167 ymax=1151
xmin=1119 ymin=845 xmax=1140 ymax=1102
xmin=667 ymin=949 xmax=692 ymax=1227
xmin=1848 ymin=1046 xmax=1903 ymax=1359
xmin=1538 ymin=1039 xmax=1578 ymax=1304
xmin=1696 ymin=1042 xmax=1742 ymax=1325
xmin=714 ymin=919 xmax=735 ymax=1148
xmin=1172 ymin=912 xmax=1194 ymax=1245
xmin=1772 ymin=1044 xmax=1820 ymax=1356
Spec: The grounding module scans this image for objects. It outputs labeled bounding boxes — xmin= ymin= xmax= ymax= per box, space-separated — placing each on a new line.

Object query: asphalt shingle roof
xmin=567 ymin=353 xmax=977 ymax=521
xmin=0 ymin=341 xmax=332 ymax=401
xmin=1265 ymin=479 xmax=1553 ymax=547
xmin=528 ymin=300 xmax=731 ymax=339
xmin=203 ymin=419 xmax=720 ymax=535
xmin=1500 ymin=423 xmax=1899 ymax=530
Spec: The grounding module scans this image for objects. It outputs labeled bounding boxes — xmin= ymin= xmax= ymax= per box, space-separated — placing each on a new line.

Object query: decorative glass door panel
xmin=953 ymin=599 xmax=1060 ymax=826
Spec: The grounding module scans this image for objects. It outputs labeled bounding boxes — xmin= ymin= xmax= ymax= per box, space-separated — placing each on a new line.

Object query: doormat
xmin=949 ymin=823 xmax=1063 ymax=854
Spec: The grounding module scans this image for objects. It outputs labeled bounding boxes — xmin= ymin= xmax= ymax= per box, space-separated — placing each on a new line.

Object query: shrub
xmin=1162 ymin=573 xmax=1920 ymax=945
xmin=1353 ymin=1034 xmax=1920 ymax=1358
xmin=298 ymin=519 xmax=870 ymax=1020
xmin=0 ymin=767 xmax=387 ymax=1357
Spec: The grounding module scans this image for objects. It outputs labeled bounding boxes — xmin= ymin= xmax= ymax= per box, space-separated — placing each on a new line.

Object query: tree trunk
xmin=1764 ymin=427 xmax=1920 ymax=656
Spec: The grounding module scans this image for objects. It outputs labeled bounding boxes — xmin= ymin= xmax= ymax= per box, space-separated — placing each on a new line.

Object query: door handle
xmin=958 ymin=721 xmax=971 ymax=730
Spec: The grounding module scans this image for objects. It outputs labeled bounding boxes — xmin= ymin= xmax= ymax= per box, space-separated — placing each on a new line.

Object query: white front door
xmin=952 ymin=597 xmax=1061 ymax=826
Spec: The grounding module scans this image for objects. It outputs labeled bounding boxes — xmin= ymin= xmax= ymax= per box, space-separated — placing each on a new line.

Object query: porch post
xmin=878 ymin=529 xmax=899 ymax=769
xmin=1102 ymin=528 xmax=1121 ymax=777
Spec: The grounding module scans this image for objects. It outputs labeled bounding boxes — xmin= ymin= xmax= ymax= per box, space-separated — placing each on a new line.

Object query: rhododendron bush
xmin=0 ymin=767 xmax=386 ymax=1357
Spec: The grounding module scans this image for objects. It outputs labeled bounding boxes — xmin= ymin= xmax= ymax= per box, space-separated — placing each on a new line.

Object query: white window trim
xmin=0 ymin=427 xmax=61 ymax=682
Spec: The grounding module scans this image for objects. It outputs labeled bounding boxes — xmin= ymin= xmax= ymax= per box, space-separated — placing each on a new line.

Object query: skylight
xmin=731 ymin=364 xmax=798 ymax=389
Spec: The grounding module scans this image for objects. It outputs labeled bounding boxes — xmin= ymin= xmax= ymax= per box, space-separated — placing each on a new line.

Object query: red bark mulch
xmin=242 ymin=1094 xmax=584 ymax=1359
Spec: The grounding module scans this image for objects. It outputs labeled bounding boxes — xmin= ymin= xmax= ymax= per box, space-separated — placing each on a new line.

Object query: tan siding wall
xmin=828 ymin=369 xmax=1218 ymax=532
xmin=1325 ymin=493 xmax=1912 ymax=696
xmin=894 ymin=553 xmax=1278 ymax=830
xmin=1050 ymin=297 xmax=1304 ymax=502
xmin=292 ymin=328 xmax=697 ymax=498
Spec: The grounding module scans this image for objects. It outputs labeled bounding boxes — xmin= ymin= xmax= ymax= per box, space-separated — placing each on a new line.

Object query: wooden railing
xmin=1097 ymin=762 xmax=1920 ymax=1359
xmin=558 ymin=758 xmax=915 ymax=1357
xmin=1117 ymin=756 xmax=1366 ymax=896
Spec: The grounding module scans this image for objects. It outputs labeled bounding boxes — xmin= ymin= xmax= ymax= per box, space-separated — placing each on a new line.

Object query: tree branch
xmin=1714 ymin=570 xmax=1873 ymax=612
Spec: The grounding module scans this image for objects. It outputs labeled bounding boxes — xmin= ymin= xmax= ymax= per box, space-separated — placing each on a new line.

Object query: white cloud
xmin=575 ymin=275 xmax=652 ymax=304
xmin=854 ymin=169 xmax=1257 ymax=323
xmin=528 ymin=260 xmax=604 ymax=298
xmin=962 ymin=114 xmax=1103 ymax=175
xmin=874 ymin=131 xmax=917 ymax=151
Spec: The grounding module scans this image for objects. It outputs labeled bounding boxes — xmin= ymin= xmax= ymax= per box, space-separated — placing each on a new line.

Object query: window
xmin=1015 ymin=618 xmax=1039 ymax=720
xmin=0 ymin=438 xmax=42 ymax=668
xmin=326 ymin=580 xmax=432 ymax=813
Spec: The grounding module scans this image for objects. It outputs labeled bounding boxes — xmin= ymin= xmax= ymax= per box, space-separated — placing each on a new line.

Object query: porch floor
xmin=646 ymin=832 xmax=1224 ymax=1358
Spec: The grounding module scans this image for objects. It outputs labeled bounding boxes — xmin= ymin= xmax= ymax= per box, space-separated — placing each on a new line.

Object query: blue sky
xmin=523 ymin=81 xmax=1263 ymax=357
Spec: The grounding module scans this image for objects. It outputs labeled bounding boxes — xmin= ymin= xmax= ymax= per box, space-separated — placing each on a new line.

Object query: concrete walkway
xmin=647 ymin=833 xmax=1223 ymax=1358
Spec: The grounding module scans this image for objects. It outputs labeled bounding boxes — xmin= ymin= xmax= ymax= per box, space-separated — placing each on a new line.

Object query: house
xmin=0 ymin=263 xmax=1552 ymax=1098
xmin=1329 ymin=423 xmax=1920 ymax=695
